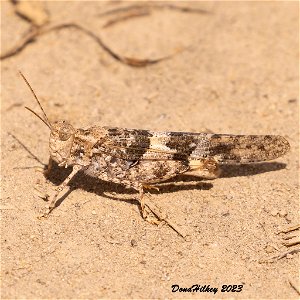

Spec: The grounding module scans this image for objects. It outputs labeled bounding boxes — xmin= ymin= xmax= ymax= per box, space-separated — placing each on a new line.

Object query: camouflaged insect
xmin=20 ymin=73 xmax=290 ymax=222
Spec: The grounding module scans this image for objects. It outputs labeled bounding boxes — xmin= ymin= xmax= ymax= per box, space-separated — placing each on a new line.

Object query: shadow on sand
xmin=44 ymin=160 xmax=286 ymax=209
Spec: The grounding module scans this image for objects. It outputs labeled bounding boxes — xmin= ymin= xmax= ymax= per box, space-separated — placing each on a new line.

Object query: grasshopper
xmin=20 ymin=72 xmax=290 ymax=228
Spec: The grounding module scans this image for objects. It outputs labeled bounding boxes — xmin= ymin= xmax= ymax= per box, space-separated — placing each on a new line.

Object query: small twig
xmin=278 ymin=224 xmax=300 ymax=234
xmin=1 ymin=26 xmax=39 ymax=60
xmin=282 ymin=237 xmax=300 ymax=247
xmin=274 ymin=248 xmax=300 ymax=260
xmin=282 ymin=233 xmax=298 ymax=240
xmin=159 ymin=3 xmax=210 ymax=14
xmin=260 ymin=248 xmax=300 ymax=263
xmin=288 ymin=278 xmax=300 ymax=296
xmin=103 ymin=9 xmax=150 ymax=28
xmin=41 ymin=23 xmax=173 ymax=67
xmin=12 ymin=0 xmax=49 ymax=27
xmin=1 ymin=22 xmax=175 ymax=67
xmin=99 ymin=3 xmax=209 ymax=17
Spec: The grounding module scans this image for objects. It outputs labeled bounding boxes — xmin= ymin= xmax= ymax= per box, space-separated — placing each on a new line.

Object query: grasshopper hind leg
xmin=138 ymin=184 xmax=161 ymax=225
xmin=132 ymin=160 xmax=190 ymax=224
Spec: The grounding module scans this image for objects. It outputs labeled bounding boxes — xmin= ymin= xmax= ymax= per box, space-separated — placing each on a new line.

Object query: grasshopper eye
xmin=59 ymin=124 xmax=73 ymax=141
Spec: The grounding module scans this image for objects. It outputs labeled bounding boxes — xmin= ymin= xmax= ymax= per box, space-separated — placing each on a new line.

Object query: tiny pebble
xmin=30 ymin=235 xmax=35 ymax=239
xmin=130 ymin=239 xmax=137 ymax=247
xmin=265 ymin=245 xmax=274 ymax=253
xmin=91 ymin=210 xmax=96 ymax=215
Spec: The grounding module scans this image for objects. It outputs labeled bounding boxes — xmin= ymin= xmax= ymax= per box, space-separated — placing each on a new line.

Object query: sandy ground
xmin=1 ymin=1 xmax=299 ymax=299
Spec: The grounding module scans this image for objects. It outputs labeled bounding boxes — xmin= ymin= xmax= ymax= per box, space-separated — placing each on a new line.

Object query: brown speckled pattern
xmin=48 ymin=122 xmax=290 ymax=190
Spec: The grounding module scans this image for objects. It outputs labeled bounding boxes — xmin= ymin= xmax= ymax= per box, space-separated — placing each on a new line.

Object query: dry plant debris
xmin=259 ymin=224 xmax=300 ymax=263
xmin=2 ymin=1 xmax=209 ymax=66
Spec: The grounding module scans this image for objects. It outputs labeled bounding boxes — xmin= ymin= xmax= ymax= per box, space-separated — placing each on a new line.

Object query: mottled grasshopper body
xmin=21 ymin=73 xmax=290 ymax=224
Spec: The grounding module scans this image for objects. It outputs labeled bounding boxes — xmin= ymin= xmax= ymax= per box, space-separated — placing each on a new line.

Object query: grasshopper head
xmin=20 ymin=72 xmax=76 ymax=166
xmin=49 ymin=120 xmax=75 ymax=164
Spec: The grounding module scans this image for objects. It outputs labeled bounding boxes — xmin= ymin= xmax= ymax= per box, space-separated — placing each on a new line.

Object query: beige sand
xmin=1 ymin=1 xmax=299 ymax=298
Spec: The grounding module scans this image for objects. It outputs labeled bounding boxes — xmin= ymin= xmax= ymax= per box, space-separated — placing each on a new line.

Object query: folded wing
xmin=97 ymin=127 xmax=290 ymax=164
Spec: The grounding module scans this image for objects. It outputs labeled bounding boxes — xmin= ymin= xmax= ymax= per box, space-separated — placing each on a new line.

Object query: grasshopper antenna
xmin=19 ymin=71 xmax=52 ymax=130
xmin=25 ymin=106 xmax=51 ymax=129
